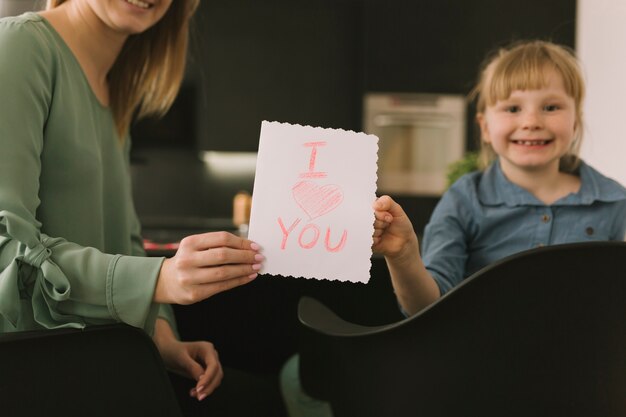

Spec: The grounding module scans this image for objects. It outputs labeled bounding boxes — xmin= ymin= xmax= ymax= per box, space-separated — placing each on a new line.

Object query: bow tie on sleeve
xmin=0 ymin=210 xmax=85 ymax=329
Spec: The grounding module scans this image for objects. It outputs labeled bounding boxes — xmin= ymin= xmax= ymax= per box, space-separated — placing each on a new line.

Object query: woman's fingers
xmin=175 ymin=232 xmax=263 ymax=272
xmin=180 ymin=231 xmax=257 ymax=252
xmin=188 ymin=342 xmax=223 ymax=401
xmin=196 ymin=361 xmax=223 ymax=399
xmin=180 ymin=246 xmax=263 ymax=269
xmin=154 ymin=231 xmax=264 ymax=304
xmin=177 ymin=262 xmax=260 ymax=285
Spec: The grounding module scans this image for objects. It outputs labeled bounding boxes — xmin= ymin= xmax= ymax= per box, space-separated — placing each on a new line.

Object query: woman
xmin=0 ymin=0 xmax=264 ymax=405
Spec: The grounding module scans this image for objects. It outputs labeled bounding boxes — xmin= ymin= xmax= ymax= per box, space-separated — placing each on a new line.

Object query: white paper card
xmin=248 ymin=121 xmax=379 ymax=283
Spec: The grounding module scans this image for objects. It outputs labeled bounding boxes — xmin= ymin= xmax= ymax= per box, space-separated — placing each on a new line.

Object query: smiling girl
xmin=372 ymin=40 xmax=626 ymax=316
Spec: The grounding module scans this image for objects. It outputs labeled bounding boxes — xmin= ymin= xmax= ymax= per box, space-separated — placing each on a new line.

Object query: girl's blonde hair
xmin=470 ymin=40 xmax=586 ymax=172
xmin=47 ymin=0 xmax=199 ymax=139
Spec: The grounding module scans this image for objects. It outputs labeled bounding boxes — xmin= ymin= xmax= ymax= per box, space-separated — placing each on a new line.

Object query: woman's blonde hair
xmin=47 ymin=0 xmax=200 ymax=139
xmin=470 ymin=40 xmax=586 ymax=172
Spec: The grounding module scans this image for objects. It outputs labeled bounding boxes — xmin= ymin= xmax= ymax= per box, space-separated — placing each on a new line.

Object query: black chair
xmin=298 ymin=241 xmax=626 ymax=417
xmin=0 ymin=323 xmax=183 ymax=417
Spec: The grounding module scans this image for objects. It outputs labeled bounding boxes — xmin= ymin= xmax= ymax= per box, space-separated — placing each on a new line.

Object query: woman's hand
xmin=372 ymin=195 xmax=419 ymax=259
xmin=153 ymin=319 xmax=223 ymax=401
xmin=154 ymin=231 xmax=263 ymax=305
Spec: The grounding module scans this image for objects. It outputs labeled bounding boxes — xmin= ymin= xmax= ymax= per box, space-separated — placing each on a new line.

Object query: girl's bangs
xmin=486 ymin=60 xmax=555 ymax=105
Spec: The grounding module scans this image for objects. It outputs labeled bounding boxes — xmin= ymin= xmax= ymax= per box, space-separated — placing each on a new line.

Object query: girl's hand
xmin=154 ymin=232 xmax=263 ymax=305
xmin=372 ymin=195 xmax=419 ymax=259
xmin=153 ymin=319 xmax=223 ymax=401
xmin=372 ymin=196 xmax=438 ymax=314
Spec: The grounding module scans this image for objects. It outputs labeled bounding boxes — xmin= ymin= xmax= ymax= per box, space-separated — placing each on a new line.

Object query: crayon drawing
xmin=248 ymin=121 xmax=379 ymax=283
xmin=292 ymin=181 xmax=343 ymax=220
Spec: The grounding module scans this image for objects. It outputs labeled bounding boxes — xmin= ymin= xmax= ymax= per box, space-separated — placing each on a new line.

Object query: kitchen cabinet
xmin=188 ymin=0 xmax=363 ymax=152
xmin=139 ymin=0 xmax=576 ymax=153
xmin=363 ymin=0 xmax=576 ymax=94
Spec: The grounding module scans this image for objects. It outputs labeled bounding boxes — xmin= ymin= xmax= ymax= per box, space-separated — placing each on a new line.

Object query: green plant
xmin=446 ymin=151 xmax=480 ymax=189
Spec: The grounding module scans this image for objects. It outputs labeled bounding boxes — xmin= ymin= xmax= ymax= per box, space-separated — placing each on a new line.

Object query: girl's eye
xmin=544 ymin=104 xmax=560 ymax=111
xmin=505 ymin=106 xmax=520 ymax=113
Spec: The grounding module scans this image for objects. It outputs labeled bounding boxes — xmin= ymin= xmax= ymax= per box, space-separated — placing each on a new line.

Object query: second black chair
xmin=299 ymin=241 xmax=626 ymax=417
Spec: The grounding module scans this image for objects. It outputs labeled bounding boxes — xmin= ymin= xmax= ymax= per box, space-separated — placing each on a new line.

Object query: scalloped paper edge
xmin=248 ymin=120 xmax=379 ymax=284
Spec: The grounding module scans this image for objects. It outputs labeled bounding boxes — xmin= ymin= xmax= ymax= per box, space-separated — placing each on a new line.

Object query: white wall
xmin=577 ymin=0 xmax=626 ymax=185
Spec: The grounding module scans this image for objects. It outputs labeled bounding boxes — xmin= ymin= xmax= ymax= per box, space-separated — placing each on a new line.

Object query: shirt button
xmin=586 ymin=227 xmax=594 ymax=236
xmin=541 ymin=215 xmax=550 ymax=223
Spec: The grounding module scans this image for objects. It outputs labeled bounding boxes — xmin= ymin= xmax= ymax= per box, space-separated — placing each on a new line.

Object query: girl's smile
xmin=510 ymin=139 xmax=553 ymax=146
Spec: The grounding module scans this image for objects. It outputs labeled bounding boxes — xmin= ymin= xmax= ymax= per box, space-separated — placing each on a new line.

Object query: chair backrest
xmin=298 ymin=241 xmax=626 ymax=417
xmin=0 ymin=323 xmax=183 ymax=417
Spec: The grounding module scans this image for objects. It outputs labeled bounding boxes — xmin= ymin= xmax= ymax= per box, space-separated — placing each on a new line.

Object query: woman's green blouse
xmin=0 ymin=13 xmax=176 ymax=335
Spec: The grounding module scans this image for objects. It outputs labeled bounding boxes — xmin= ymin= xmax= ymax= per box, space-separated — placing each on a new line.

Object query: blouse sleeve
xmin=130 ymin=233 xmax=178 ymax=338
xmin=420 ymin=183 xmax=476 ymax=295
xmin=128 ymin=219 xmax=177 ymax=338
xmin=129 ymin=231 xmax=179 ymax=338
xmin=614 ymin=200 xmax=626 ymax=241
xmin=0 ymin=20 xmax=162 ymax=333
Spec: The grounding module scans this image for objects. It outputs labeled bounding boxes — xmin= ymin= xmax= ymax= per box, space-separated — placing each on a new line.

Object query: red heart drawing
xmin=292 ymin=181 xmax=344 ymax=220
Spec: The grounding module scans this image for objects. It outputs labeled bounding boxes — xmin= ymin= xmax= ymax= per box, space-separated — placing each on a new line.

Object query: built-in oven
xmin=364 ymin=93 xmax=466 ymax=196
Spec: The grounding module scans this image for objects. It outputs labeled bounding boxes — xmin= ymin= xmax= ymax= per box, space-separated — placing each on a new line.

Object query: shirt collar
xmin=477 ymin=159 xmax=626 ymax=207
